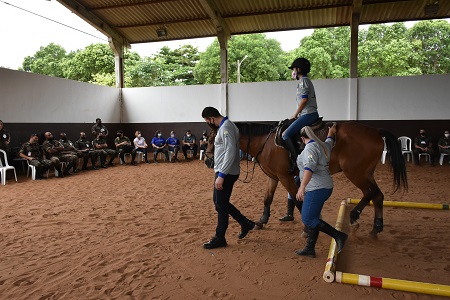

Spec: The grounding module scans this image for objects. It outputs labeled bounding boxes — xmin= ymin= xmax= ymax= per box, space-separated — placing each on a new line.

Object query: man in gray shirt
xmin=201 ymin=107 xmax=255 ymax=249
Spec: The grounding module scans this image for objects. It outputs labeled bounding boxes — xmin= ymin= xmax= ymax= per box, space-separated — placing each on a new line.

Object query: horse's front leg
xmin=256 ymin=177 xmax=278 ymax=228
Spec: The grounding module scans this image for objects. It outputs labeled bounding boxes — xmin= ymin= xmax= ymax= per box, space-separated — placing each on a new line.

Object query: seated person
xmin=115 ymin=130 xmax=137 ymax=165
xmin=19 ymin=133 xmax=53 ymax=180
xmin=75 ymin=132 xmax=98 ymax=170
xmin=199 ymin=130 xmax=209 ymax=152
xmin=413 ymin=129 xmax=435 ymax=166
xmin=151 ymin=130 xmax=169 ymax=163
xmin=133 ymin=130 xmax=150 ymax=164
xmin=59 ymin=132 xmax=80 ymax=173
xmin=438 ymin=130 xmax=450 ymax=154
xmin=0 ymin=120 xmax=11 ymax=165
xmin=166 ymin=131 xmax=180 ymax=162
xmin=92 ymin=132 xmax=116 ymax=167
xmin=42 ymin=131 xmax=76 ymax=177
xmin=91 ymin=118 xmax=109 ymax=138
xmin=182 ymin=130 xmax=198 ymax=159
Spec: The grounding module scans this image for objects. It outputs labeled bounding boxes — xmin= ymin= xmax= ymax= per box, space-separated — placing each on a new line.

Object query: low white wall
xmin=358 ymin=74 xmax=450 ymax=120
xmin=0 ymin=68 xmax=120 ymax=123
xmin=1 ymin=67 xmax=449 ymax=124
xmin=122 ymin=84 xmax=221 ymax=123
xmin=227 ymin=79 xmax=350 ymax=122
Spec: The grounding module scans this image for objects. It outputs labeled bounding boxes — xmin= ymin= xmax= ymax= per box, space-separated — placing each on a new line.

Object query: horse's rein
xmin=241 ymin=127 xmax=278 ymax=182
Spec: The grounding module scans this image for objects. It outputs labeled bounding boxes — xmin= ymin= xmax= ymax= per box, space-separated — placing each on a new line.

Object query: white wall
xmin=358 ymin=74 xmax=450 ymax=120
xmin=0 ymin=68 xmax=120 ymax=123
xmin=1 ymin=67 xmax=449 ymax=123
xmin=122 ymin=84 xmax=221 ymax=123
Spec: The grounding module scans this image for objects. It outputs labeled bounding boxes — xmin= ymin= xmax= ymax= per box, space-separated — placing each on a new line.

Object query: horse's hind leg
xmin=256 ymin=177 xmax=278 ymax=228
xmin=370 ymin=188 xmax=384 ymax=237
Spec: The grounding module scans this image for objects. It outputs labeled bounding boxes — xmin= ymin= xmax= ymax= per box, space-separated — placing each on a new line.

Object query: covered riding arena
xmin=1 ymin=1 xmax=450 ymax=299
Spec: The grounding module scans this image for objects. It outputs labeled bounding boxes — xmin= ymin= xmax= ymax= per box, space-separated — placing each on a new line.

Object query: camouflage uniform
xmin=75 ymin=138 xmax=98 ymax=169
xmin=19 ymin=142 xmax=53 ymax=178
xmin=114 ymin=135 xmax=136 ymax=164
xmin=59 ymin=139 xmax=80 ymax=172
xmin=42 ymin=139 xmax=72 ymax=175
xmin=91 ymin=124 xmax=109 ymax=137
xmin=92 ymin=137 xmax=116 ymax=166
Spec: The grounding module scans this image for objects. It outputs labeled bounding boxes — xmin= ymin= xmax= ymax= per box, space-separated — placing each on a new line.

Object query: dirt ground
xmin=0 ymin=157 xmax=449 ymax=299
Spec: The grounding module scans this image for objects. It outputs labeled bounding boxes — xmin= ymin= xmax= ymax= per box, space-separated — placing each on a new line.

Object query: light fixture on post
xmin=156 ymin=26 xmax=167 ymax=38
xmin=237 ymin=55 xmax=248 ymax=83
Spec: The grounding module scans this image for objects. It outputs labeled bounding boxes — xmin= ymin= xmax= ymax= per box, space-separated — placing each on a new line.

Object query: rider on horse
xmin=283 ymin=57 xmax=320 ymax=173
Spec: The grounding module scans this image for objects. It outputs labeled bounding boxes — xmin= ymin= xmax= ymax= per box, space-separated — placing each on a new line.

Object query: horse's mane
xmin=235 ymin=122 xmax=278 ymax=136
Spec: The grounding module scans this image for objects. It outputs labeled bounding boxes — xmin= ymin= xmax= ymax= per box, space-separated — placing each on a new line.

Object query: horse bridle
xmin=241 ymin=125 xmax=278 ymax=183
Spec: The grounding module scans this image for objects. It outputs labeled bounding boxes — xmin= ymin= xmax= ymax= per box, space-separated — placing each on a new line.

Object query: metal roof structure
xmin=57 ymin=0 xmax=450 ymax=47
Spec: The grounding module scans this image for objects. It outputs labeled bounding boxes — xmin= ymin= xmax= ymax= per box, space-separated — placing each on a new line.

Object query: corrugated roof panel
xmin=58 ymin=0 xmax=450 ymax=44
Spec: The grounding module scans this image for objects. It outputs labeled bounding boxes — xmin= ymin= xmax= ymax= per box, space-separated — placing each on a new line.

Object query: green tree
xmin=64 ymin=43 xmax=115 ymax=82
xmin=125 ymin=57 xmax=170 ymax=87
xmin=408 ymin=20 xmax=450 ymax=74
xmin=288 ymin=27 xmax=350 ymax=79
xmin=19 ymin=43 xmax=67 ymax=77
xmin=358 ymin=23 xmax=421 ymax=77
xmin=154 ymin=45 xmax=200 ymax=85
xmin=194 ymin=34 xmax=287 ymax=84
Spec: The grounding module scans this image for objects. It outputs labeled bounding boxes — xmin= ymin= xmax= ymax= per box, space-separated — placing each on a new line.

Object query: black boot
xmin=317 ymin=220 xmax=348 ymax=254
xmin=295 ymin=226 xmax=319 ymax=258
xmin=284 ymin=138 xmax=299 ymax=174
xmin=279 ymin=198 xmax=295 ymax=221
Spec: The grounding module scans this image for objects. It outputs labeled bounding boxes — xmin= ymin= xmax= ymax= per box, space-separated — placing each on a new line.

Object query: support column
xmin=109 ymin=38 xmax=125 ymax=123
xmin=349 ymin=0 xmax=361 ymax=120
xmin=218 ymin=31 xmax=229 ymax=116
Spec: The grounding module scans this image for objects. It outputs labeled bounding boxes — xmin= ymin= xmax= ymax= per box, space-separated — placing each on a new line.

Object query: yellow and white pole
xmin=336 ymin=271 xmax=450 ymax=297
xmin=347 ymin=198 xmax=449 ymax=210
xmin=323 ymin=200 xmax=347 ymax=283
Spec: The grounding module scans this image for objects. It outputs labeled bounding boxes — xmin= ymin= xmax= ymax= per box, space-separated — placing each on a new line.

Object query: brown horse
xmin=207 ymin=121 xmax=407 ymax=237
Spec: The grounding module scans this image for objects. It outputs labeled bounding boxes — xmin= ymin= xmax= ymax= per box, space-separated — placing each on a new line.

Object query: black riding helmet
xmin=289 ymin=57 xmax=311 ymax=75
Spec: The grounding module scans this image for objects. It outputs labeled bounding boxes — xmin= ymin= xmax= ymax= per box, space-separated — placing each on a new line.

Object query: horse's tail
xmin=380 ymin=129 xmax=408 ymax=192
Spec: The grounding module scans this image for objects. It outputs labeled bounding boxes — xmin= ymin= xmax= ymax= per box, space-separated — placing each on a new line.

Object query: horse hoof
xmin=255 ymin=222 xmax=264 ymax=229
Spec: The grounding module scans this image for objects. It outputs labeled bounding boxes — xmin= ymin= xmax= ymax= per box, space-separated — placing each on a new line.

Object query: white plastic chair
xmin=439 ymin=153 xmax=449 ymax=165
xmin=199 ymin=149 xmax=205 ymax=160
xmin=0 ymin=149 xmax=17 ymax=185
xmin=398 ymin=136 xmax=414 ymax=163
xmin=381 ymin=137 xmax=387 ymax=164
xmin=418 ymin=153 xmax=431 ymax=164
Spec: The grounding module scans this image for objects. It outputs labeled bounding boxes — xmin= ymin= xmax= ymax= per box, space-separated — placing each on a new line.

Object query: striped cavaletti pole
xmin=323 ymin=200 xmax=347 ymax=283
xmin=347 ymin=198 xmax=449 ymax=210
xmin=336 ymin=272 xmax=450 ymax=297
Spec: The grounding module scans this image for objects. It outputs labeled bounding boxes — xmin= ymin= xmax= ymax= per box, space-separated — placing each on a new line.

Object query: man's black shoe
xmin=203 ymin=237 xmax=227 ymax=249
xmin=92 ymin=166 xmax=99 ymax=170
xmin=238 ymin=221 xmax=255 ymax=239
xmin=101 ymin=165 xmax=108 ymax=169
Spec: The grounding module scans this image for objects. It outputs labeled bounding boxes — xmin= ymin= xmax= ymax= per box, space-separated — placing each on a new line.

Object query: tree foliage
xmin=19 ymin=43 xmax=67 ymax=77
xmin=194 ymin=34 xmax=287 ymax=84
xmin=19 ymin=20 xmax=450 ymax=86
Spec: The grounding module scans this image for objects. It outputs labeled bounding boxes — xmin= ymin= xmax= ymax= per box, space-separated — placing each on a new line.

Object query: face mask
xmin=171 ymin=134 xmax=175 ymax=138
xmin=138 ymin=134 xmax=142 ymax=138
xmin=61 ymin=136 xmax=67 ymax=140
xmin=186 ymin=134 xmax=191 ymax=138
xmin=420 ymin=132 xmax=425 ymax=136
xmin=117 ymin=134 xmax=122 ymax=137
xmin=291 ymin=70 xmax=297 ymax=80
xmin=445 ymin=134 xmax=450 ymax=138
xmin=80 ymin=136 xmax=86 ymax=140
xmin=158 ymin=133 xmax=162 ymax=137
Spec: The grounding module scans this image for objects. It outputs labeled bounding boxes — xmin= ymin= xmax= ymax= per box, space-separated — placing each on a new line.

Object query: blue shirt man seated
xmin=151 ymin=130 xmax=169 ymax=163
xmin=166 ymin=131 xmax=180 ymax=162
